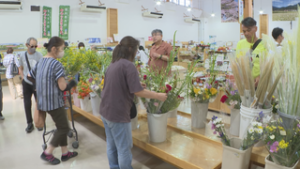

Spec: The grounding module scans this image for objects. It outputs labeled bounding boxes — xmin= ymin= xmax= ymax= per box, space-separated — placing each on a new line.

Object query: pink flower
xmin=220 ymin=95 xmax=228 ymax=103
xmin=143 ymin=75 xmax=147 ymax=80
xmin=213 ymin=131 xmax=217 ymax=135
xmin=88 ymin=78 xmax=93 ymax=83
xmin=211 ymin=124 xmax=216 ymax=130
xmin=270 ymin=141 xmax=279 ymax=153
xmin=154 ymin=102 xmax=159 ymax=107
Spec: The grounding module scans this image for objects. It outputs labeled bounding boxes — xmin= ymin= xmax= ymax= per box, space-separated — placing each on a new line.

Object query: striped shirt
xmin=30 ymin=58 xmax=65 ymax=111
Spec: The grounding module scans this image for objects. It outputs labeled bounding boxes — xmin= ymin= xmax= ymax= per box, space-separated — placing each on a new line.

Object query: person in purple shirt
xmin=100 ymin=36 xmax=167 ymax=169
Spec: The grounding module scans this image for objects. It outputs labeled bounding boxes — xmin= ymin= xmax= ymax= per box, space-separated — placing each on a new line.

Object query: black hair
xmin=78 ymin=42 xmax=85 ymax=48
xmin=112 ymin=36 xmax=140 ymax=63
xmin=6 ymin=47 xmax=13 ymax=54
xmin=44 ymin=36 xmax=65 ymax=53
xmin=241 ymin=17 xmax=257 ymax=27
xmin=139 ymin=46 xmax=145 ymax=51
xmin=151 ymin=29 xmax=163 ymax=36
xmin=272 ymin=27 xmax=283 ymax=40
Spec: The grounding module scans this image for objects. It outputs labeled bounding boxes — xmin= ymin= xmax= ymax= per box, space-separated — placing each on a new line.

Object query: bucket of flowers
xmin=77 ymin=80 xmax=93 ymax=112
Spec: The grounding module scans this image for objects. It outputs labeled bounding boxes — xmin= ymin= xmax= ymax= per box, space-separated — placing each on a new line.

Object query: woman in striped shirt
xmin=29 ymin=37 xmax=78 ymax=165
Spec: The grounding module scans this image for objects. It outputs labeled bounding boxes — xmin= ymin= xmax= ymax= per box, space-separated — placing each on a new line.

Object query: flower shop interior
xmin=0 ymin=0 xmax=299 ymax=169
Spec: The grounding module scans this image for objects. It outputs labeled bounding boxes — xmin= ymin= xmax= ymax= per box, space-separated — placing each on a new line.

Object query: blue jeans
xmin=101 ymin=116 xmax=133 ymax=169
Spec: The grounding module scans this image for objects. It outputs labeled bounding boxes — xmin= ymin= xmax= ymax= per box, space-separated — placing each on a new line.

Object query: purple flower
xmin=213 ymin=131 xmax=217 ymax=135
xmin=211 ymin=124 xmax=216 ymax=130
xmin=230 ymin=91 xmax=236 ymax=95
xmin=270 ymin=141 xmax=279 ymax=153
xmin=205 ymin=83 xmax=212 ymax=89
xmin=219 ymin=132 xmax=224 ymax=138
xmin=212 ymin=115 xmax=218 ymax=121
xmin=259 ymin=111 xmax=264 ymax=119
xmin=267 ymin=142 xmax=270 ymax=146
xmin=297 ymin=124 xmax=300 ymax=129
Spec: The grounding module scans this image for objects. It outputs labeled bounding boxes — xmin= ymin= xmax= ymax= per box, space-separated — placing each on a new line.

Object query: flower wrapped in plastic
xmin=88 ymin=74 xmax=104 ymax=98
xmin=220 ymin=79 xmax=241 ymax=109
xmin=241 ymin=112 xmax=272 ymax=150
xmin=77 ymin=80 xmax=93 ymax=99
xmin=211 ymin=115 xmax=230 ymax=146
xmin=263 ymin=118 xmax=300 ymax=167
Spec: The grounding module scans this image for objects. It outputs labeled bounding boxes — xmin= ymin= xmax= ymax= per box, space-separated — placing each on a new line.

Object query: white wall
xmin=199 ymin=0 xmax=299 ymax=44
xmin=0 ymin=0 xmax=200 ymax=44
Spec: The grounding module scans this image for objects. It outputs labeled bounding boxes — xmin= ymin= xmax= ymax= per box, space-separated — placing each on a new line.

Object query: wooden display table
xmin=69 ymin=105 xmax=300 ymax=169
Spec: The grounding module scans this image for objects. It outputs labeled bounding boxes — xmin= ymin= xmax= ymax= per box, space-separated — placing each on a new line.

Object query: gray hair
xmin=151 ymin=29 xmax=163 ymax=36
xmin=26 ymin=37 xmax=38 ymax=45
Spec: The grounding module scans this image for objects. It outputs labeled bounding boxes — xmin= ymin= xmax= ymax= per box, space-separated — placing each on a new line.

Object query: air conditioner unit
xmin=0 ymin=1 xmax=22 ymax=10
xmin=184 ymin=18 xmax=201 ymax=23
xmin=142 ymin=11 xmax=163 ymax=18
xmin=80 ymin=5 xmax=106 ymax=13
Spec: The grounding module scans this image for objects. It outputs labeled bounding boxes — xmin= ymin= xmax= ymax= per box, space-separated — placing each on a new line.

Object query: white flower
xmin=275 ymin=105 xmax=279 ymax=109
xmin=213 ymin=120 xmax=217 ymax=124
xmin=221 ymin=124 xmax=224 ymax=127
xmin=270 ymin=135 xmax=275 ymax=139
xmin=275 ymin=99 xmax=278 ymax=102
xmin=254 ymin=128 xmax=259 ymax=133
xmin=248 ymin=127 xmax=254 ymax=134
xmin=257 ymin=122 xmax=262 ymax=127
xmin=216 ymin=124 xmax=221 ymax=128
xmin=280 ymin=130 xmax=286 ymax=136
xmin=252 ymin=122 xmax=257 ymax=126
xmin=258 ymin=129 xmax=263 ymax=134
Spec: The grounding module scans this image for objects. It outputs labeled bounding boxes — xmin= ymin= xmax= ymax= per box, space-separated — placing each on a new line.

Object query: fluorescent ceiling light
xmin=211 ymin=13 xmax=215 ymax=17
xmin=156 ymin=1 xmax=161 ymax=5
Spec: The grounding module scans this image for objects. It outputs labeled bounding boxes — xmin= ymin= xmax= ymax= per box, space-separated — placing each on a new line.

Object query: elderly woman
xmin=100 ymin=36 xmax=167 ymax=169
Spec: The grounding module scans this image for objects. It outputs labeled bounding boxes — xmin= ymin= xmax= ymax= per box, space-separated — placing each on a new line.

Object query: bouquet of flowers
xmin=77 ymin=80 xmax=93 ymax=99
xmin=141 ymin=31 xmax=195 ymax=114
xmin=190 ymin=82 xmax=218 ymax=103
xmin=220 ymin=79 xmax=241 ymax=109
xmin=211 ymin=115 xmax=230 ymax=146
xmin=88 ymin=74 xmax=104 ymax=98
xmin=263 ymin=118 xmax=300 ymax=167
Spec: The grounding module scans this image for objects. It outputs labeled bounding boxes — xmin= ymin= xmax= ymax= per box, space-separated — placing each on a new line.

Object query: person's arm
xmin=19 ymin=66 xmax=24 ymax=79
xmin=135 ymin=89 xmax=167 ymax=102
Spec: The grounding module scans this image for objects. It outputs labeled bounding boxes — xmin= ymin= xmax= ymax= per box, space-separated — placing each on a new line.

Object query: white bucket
xmin=79 ymin=96 xmax=92 ymax=112
xmin=265 ymin=155 xmax=299 ymax=169
xmin=147 ymin=112 xmax=169 ymax=143
xmin=229 ymin=109 xmax=240 ymax=137
xmin=168 ymin=108 xmax=177 ymax=118
xmin=90 ymin=92 xmax=101 ymax=117
xmin=72 ymin=93 xmax=81 ymax=108
xmin=222 ymin=138 xmax=252 ymax=169
xmin=191 ymin=101 xmax=209 ymax=129
xmin=239 ymin=105 xmax=272 ymax=138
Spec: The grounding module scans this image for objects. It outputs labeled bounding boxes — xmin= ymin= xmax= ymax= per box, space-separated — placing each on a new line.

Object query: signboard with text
xmin=42 ymin=6 xmax=52 ymax=38
xmin=58 ymin=5 xmax=70 ymax=40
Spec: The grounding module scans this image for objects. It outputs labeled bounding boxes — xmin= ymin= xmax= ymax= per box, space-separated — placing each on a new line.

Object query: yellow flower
xmin=278 ymin=126 xmax=284 ymax=130
xmin=267 ymin=126 xmax=273 ymax=132
xmin=278 ymin=140 xmax=289 ymax=149
xmin=258 ymin=126 xmax=263 ymax=129
xmin=206 ymin=95 xmax=209 ymax=99
xmin=210 ymin=88 xmax=217 ymax=95
xmin=272 ymin=126 xmax=277 ymax=129
xmin=194 ymin=87 xmax=200 ymax=94
xmin=101 ymin=79 xmax=104 ymax=85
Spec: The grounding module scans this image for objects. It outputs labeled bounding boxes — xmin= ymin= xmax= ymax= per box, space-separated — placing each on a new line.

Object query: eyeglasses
xmin=28 ymin=45 xmax=38 ymax=48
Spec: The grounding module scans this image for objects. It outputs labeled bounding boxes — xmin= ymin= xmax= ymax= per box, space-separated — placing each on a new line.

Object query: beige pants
xmin=7 ymin=75 xmax=23 ymax=99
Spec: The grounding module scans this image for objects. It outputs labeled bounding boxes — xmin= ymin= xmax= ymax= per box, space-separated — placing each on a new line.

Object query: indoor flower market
xmin=1 ymin=0 xmax=300 ymax=169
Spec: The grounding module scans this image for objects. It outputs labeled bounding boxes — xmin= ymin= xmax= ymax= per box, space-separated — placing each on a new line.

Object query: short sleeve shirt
xmin=30 ymin=58 xmax=65 ymax=111
xmin=236 ymin=39 xmax=266 ymax=78
xmin=100 ymin=59 xmax=144 ymax=123
xmin=17 ymin=51 xmax=43 ymax=85
xmin=149 ymin=41 xmax=173 ymax=73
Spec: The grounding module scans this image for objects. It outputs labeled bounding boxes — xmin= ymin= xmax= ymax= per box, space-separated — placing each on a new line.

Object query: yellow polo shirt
xmin=236 ymin=39 xmax=266 ymax=78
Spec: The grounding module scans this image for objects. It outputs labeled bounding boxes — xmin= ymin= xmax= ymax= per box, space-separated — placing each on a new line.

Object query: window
xmin=165 ymin=0 xmax=192 ymax=7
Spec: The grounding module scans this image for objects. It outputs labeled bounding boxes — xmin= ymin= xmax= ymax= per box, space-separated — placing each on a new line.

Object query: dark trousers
xmin=22 ymin=80 xmax=36 ymax=124
xmin=0 ymin=78 xmax=2 ymax=116
xmin=48 ymin=107 xmax=70 ymax=147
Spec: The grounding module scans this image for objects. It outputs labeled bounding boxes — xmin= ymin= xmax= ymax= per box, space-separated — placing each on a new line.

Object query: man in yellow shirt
xmin=236 ymin=17 xmax=266 ymax=87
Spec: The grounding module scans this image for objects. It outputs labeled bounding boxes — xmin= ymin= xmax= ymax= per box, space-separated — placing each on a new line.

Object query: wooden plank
xmin=107 ymin=8 xmax=118 ymax=42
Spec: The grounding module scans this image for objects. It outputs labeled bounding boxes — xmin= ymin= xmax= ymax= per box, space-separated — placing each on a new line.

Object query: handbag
xmin=10 ymin=56 xmax=19 ymax=76
xmin=130 ymin=101 xmax=137 ymax=119
xmin=25 ymin=52 xmax=36 ymax=89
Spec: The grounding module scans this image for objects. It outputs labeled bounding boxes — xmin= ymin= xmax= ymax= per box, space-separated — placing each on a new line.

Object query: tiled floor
xmin=0 ymin=86 xmax=177 ymax=169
